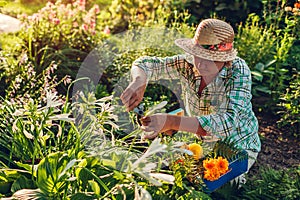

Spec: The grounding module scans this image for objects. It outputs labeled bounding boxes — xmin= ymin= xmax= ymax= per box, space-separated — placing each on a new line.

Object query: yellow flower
xmin=188 ymin=143 xmax=203 ymax=160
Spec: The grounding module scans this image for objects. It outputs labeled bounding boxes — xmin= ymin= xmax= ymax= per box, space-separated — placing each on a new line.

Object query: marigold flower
xmin=203 ymin=156 xmax=229 ymax=181
xmin=203 ymin=158 xmax=216 ymax=170
xmin=216 ymin=156 xmax=229 ymax=174
xmin=188 ymin=143 xmax=203 ymax=160
xmin=295 ymin=3 xmax=300 ymax=9
xmin=204 ymin=168 xmax=220 ymax=181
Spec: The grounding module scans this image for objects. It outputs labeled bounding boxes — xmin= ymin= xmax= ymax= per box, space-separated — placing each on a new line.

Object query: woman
xmin=120 ymin=18 xmax=261 ymax=173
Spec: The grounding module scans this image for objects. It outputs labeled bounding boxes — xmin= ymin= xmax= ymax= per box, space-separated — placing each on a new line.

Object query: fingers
xmin=143 ymin=131 xmax=159 ymax=140
xmin=120 ymin=83 xmax=145 ymax=111
xmin=140 ymin=115 xmax=162 ymax=139
xmin=140 ymin=116 xmax=151 ymax=126
xmin=120 ymin=89 xmax=141 ymax=111
xmin=164 ymin=130 xmax=175 ymax=136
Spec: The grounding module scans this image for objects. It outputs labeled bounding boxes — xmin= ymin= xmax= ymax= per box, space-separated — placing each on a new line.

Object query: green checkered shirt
xmin=133 ymin=54 xmax=261 ymax=152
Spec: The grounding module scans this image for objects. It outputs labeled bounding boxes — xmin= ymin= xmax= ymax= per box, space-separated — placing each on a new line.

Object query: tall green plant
xmin=241 ymin=167 xmax=300 ymax=200
xmin=0 ymin=90 xmax=74 ymax=164
xmin=278 ymin=72 xmax=300 ymax=136
xmin=236 ymin=10 xmax=296 ymax=108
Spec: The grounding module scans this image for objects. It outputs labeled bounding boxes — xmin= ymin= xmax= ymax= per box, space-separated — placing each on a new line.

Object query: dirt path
xmin=249 ymin=110 xmax=300 ymax=176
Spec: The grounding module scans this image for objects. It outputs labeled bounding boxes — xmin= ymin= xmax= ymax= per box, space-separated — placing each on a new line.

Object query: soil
xmin=248 ymin=104 xmax=300 ymax=177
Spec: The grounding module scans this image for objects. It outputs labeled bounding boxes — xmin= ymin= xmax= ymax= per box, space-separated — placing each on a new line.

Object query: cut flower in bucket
xmin=170 ymin=138 xmax=247 ymax=191
xmin=203 ymin=157 xmax=229 ymax=181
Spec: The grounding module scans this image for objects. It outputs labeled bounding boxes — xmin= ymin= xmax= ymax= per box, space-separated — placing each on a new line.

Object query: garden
xmin=0 ymin=0 xmax=299 ymax=199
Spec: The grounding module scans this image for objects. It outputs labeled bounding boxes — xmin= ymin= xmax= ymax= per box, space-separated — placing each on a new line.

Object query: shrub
xmin=236 ymin=9 xmax=297 ymax=111
xmin=241 ymin=167 xmax=300 ymax=200
xmin=15 ymin=0 xmax=108 ymax=84
xmin=102 ymin=0 xmax=186 ymax=33
xmin=278 ymin=72 xmax=300 ymax=137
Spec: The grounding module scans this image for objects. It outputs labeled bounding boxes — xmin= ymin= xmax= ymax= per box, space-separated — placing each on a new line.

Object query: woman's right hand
xmin=120 ymin=77 xmax=146 ymax=111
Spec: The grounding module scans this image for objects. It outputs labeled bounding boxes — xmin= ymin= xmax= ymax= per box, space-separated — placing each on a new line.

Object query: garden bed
xmin=249 ymin=107 xmax=300 ymax=176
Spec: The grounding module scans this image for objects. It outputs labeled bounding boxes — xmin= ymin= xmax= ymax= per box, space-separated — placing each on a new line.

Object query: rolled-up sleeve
xmin=132 ymin=55 xmax=190 ymax=81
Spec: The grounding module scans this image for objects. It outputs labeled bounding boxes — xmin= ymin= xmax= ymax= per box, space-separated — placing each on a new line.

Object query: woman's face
xmin=193 ymin=56 xmax=225 ymax=76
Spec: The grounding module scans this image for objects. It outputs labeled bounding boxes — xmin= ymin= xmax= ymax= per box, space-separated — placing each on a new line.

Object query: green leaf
xmin=144 ymin=101 xmax=168 ymax=116
xmin=58 ymin=159 xmax=77 ymax=181
xmin=255 ymin=86 xmax=272 ymax=94
xmin=70 ymin=193 xmax=95 ymax=200
xmin=88 ymin=180 xmax=101 ymax=196
xmin=11 ymin=175 xmax=35 ymax=193
xmin=79 ymin=167 xmax=110 ymax=194
xmin=265 ymin=59 xmax=276 ymax=67
xmin=37 ymin=152 xmax=69 ymax=195
xmin=251 ymin=71 xmax=263 ymax=82
xmin=113 ymin=170 xmax=124 ymax=180
xmin=102 ymin=159 xmax=117 ymax=168
xmin=255 ymin=62 xmax=265 ymax=71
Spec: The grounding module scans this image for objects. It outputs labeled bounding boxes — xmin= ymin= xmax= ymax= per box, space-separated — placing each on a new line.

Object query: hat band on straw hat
xmin=192 ymin=37 xmax=233 ymax=52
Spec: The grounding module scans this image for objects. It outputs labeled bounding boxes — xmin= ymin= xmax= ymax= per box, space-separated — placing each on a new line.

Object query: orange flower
xmin=216 ymin=156 xmax=229 ymax=174
xmin=203 ymin=158 xmax=216 ymax=170
xmin=294 ymin=3 xmax=300 ymax=9
xmin=204 ymin=168 xmax=221 ymax=181
xmin=203 ymin=157 xmax=229 ymax=181
xmin=175 ymin=159 xmax=184 ymax=165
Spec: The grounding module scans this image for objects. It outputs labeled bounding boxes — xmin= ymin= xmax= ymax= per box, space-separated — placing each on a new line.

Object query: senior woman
xmin=120 ymin=18 xmax=261 ymax=180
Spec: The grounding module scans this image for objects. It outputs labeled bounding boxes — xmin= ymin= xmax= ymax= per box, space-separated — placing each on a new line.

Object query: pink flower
xmin=17 ymin=13 xmax=28 ymax=21
xmin=79 ymin=0 xmax=86 ymax=7
xmin=73 ymin=22 xmax=79 ymax=28
xmin=103 ymin=26 xmax=110 ymax=35
xmin=74 ymin=0 xmax=86 ymax=10
xmin=82 ymin=24 xmax=89 ymax=31
xmin=46 ymin=2 xmax=54 ymax=9
xmin=90 ymin=22 xmax=96 ymax=29
xmin=92 ymin=4 xmax=100 ymax=14
xmin=90 ymin=30 xmax=96 ymax=35
xmin=28 ymin=13 xmax=40 ymax=22
xmin=52 ymin=18 xmax=60 ymax=25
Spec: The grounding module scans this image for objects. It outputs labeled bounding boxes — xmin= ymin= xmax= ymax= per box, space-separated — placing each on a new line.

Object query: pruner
xmin=133 ymin=103 xmax=144 ymax=126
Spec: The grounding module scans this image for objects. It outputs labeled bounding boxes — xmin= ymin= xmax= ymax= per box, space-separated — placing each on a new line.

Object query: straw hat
xmin=175 ymin=18 xmax=237 ymax=62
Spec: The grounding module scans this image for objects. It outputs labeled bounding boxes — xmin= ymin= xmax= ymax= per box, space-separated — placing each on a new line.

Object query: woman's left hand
xmin=140 ymin=113 xmax=173 ymax=139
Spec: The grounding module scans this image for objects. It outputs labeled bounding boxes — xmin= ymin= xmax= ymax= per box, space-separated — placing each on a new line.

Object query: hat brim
xmin=175 ymin=38 xmax=237 ymax=62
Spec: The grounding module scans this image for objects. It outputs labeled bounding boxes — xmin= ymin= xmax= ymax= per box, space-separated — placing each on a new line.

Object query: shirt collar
xmin=219 ymin=65 xmax=233 ymax=79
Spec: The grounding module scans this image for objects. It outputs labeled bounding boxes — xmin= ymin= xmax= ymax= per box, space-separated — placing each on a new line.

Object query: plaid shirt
xmin=133 ymin=54 xmax=261 ymax=152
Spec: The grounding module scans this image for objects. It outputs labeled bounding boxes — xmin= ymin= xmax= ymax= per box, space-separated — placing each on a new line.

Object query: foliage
xmin=0 ymin=74 xmax=191 ymax=199
xmin=182 ymin=0 xmax=263 ymax=26
xmin=18 ymin=0 xmax=103 ymax=51
xmin=0 ymin=0 xmax=43 ymax=16
xmin=240 ymin=167 xmax=300 ymax=200
xmin=0 ymin=91 xmax=74 ymax=164
xmin=236 ymin=8 xmax=297 ymax=110
xmin=278 ymin=72 xmax=300 ymax=136
xmin=100 ymin=0 xmax=187 ymax=33
xmin=14 ymin=0 xmax=108 ymax=86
